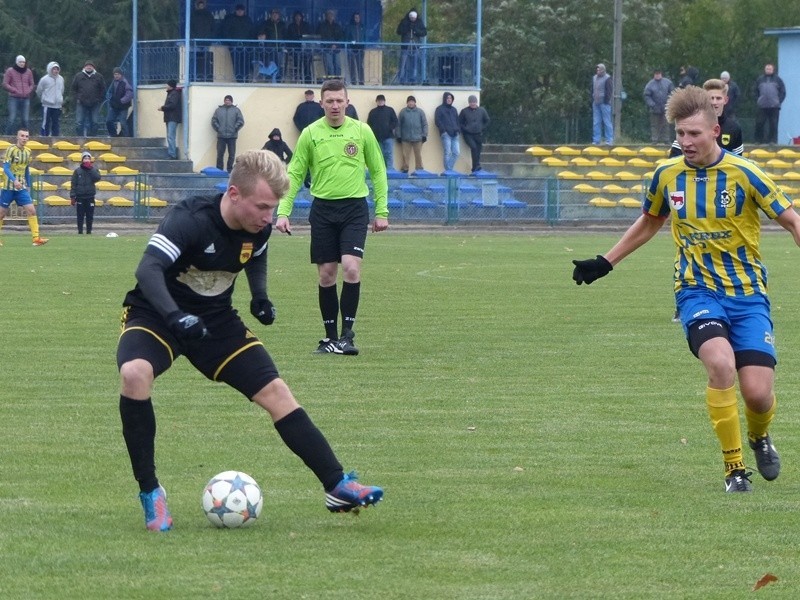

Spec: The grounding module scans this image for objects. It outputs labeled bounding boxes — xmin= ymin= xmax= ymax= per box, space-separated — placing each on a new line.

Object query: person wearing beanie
xmin=211 ymin=94 xmax=245 ymax=171
xmin=434 ymin=91 xmax=460 ymax=173
xmin=0 ymin=129 xmax=48 ymax=246
xmin=367 ymin=94 xmax=399 ymax=168
xmin=158 ymin=80 xmax=182 ymax=159
xmin=36 ymin=61 xmax=65 ymax=136
xmin=2 ymin=55 xmax=34 ymax=134
xmin=396 ymin=8 xmax=427 ymax=83
xmin=70 ymin=152 xmax=101 ymax=234
xmin=106 ymin=67 xmax=133 ymax=137
xmin=459 ymin=94 xmax=490 ymax=173
xmin=397 ymin=95 xmax=428 ymax=173
xmin=71 ymin=60 xmax=106 ymax=136
xmin=261 ymin=127 xmax=293 ymax=164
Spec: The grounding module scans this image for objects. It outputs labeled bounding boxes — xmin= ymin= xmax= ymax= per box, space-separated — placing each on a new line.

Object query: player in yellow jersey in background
xmin=572 ymin=86 xmax=800 ymax=492
xmin=0 ymin=129 xmax=48 ymax=246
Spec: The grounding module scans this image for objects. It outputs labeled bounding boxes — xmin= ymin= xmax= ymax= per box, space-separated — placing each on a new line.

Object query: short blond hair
xmin=665 ymin=86 xmax=717 ymax=125
xmin=702 ymin=78 xmax=726 ymax=94
xmin=229 ymin=150 xmax=289 ymax=199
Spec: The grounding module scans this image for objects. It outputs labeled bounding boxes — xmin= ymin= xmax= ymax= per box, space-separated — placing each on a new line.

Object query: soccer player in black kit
xmin=116 ymin=150 xmax=383 ymax=531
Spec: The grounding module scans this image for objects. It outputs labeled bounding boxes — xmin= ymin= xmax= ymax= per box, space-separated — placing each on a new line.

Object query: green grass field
xmin=3 ymin=227 xmax=800 ymax=598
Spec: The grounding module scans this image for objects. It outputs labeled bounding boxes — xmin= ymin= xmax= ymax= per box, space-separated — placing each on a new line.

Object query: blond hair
xmin=229 ymin=150 xmax=289 ymax=199
xmin=665 ymin=85 xmax=717 ymax=125
xmin=702 ymin=78 xmax=726 ymax=94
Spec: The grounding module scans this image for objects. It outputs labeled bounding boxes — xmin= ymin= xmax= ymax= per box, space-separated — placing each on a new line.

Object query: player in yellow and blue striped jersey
xmin=0 ymin=128 xmax=48 ymax=246
xmin=572 ymin=85 xmax=800 ymax=493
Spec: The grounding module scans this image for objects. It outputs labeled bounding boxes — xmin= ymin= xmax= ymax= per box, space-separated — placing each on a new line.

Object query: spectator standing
xmin=212 ymin=94 xmax=245 ymax=172
xmin=191 ymin=0 xmax=216 ymax=37
xmin=36 ymin=61 xmax=64 ymax=136
xmin=643 ymin=69 xmax=674 ymax=144
xmin=106 ymin=67 xmax=133 ymax=137
xmin=255 ymin=9 xmax=287 ymax=81
xmin=3 ymin=55 xmax=34 ymax=134
xmin=70 ymin=151 xmax=101 ymax=235
xmin=344 ymin=12 xmax=365 ymax=86
xmin=720 ymin=71 xmax=740 ymax=117
xmin=678 ymin=65 xmax=699 ymax=89
xmin=287 ymin=11 xmax=314 ymax=84
xmin=275 ymin=79 xmax=389 ymax=355
xmin=72 ymin=60 xmax=106 ymax=137
xmin=367 ymin=94 xmax=398 ymax=168
xmin=345 ymin=104 xmax=359 ymax=120
xmin=591 ymin=63 xmax=613 ymax=145
xmin=396 ymin=9 xmax=427 ymax=84
xmin=459 ymin=95 xmax=490 ymax=174
xmin=317 ymin=9 xmax=343 ymax=78
xmin=262 ymin=127 xmax=293 ymax=164
xmin=754 ymin=63 xmax=786 ymax=144
xmin=397 ymin=95 xmax=428 ymax=174
xmin=434 ymin=92 xmax=460 ymax=173
xmin=222 ymin=3 xmax=255 ymax=83
xmin=158 ymin=79 xmax=182 ymax=159
xmin=293 ymin=89 xmax=324 ymax=131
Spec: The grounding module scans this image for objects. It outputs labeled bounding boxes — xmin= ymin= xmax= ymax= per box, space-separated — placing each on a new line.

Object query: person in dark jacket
xmin=344 ymin=12 xmax=365 ymax=85
xmin=106 ymin=67 xmax=134 ymax=137
xmin=434 ymin=92 xmax=460 ymax=172
xmin=317 ymin=9 xmax=343 ymax=77
xmin=678 ymin=65 xmax=699 ymax=89
xmin=459 ymin=94 xmax=489 ymax=174
xmin=396 ymin=8 xmax=426 ymax=84
xmin=367 ymin=94 xmax=398 ymax=168
xmin=255 ymin=9 xmax=287 ymax=80
xmin=754 ymin=63 xmax=786 ymax=144
xmin=70 ymin=151 xmax=102 ymax=234
xmin=212 ymin=94 xmax=245 ymax=171
xmin=293 ymin=89 xmax=324 ymax=132
xmin=158 ymin=80 xmax=182 ymax=159
xmin=71 ymin=60 xmax=106 ymax=137
xmin=222 ymin=4 xmax=254 ymax=82
xmin=190 ymin=0 xmax=216 ymax=38
xmin=262 ymin=127 xmax=293 ymax=164
xmin=286 ymin=11 xmax=313 ymax=84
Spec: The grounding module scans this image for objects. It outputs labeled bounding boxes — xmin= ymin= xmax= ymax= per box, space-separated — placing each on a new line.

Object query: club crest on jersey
xmin=669 ymin=190 xmax=685 ymax=210
xmin=240 ymin=242 xmax=253 ymax=263
xmin=717 ymin=188 xmax=735 ymax=208
xmin=344 ymin=142 xmax=358 ymax=157
xmin=721 ymin=134 xmax=731 ymax=146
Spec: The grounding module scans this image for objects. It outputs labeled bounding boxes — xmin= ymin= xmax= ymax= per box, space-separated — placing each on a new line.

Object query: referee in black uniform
xmin=116 ymin=150 xmax=383 ymax=531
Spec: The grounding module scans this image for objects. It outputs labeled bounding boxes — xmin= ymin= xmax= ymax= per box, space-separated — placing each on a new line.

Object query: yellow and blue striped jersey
xmin=2 ymin=144 xmax=31 ymax=190
xmin=644 ymin=150 xmax=792 ymax=297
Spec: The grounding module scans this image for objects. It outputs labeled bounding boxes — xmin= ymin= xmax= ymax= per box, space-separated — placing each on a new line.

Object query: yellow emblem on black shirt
xmin=240 ymin=242 xmax=253 ymax=263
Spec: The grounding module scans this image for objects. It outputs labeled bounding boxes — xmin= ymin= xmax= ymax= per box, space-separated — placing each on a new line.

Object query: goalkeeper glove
xmin=166 ymin=311 xmax=208 ymax=341
xmin=250 ymin=297 xmax=276 ymax=326
xmin=572 ymin=255 xmax=613 ymax=285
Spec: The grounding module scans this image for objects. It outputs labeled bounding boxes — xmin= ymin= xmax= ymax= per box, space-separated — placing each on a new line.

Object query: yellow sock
xmin=745 ymin=396 xmax=776 ymax=442
xmin=27 ymin=215 xmax=40 ymax=240
xmin=707 ymin=385 xmax=744 ymax=474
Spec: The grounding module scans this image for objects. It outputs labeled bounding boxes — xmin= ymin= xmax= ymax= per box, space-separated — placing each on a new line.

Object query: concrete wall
xmin=777 ymin=36 xmax=800 ymax=143
xmin=136 ymin=84 xmax=479 ymax=173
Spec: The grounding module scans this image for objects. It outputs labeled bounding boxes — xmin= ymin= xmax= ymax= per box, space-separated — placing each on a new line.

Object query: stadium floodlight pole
xmin=476 ymin=0 xmax=482 ymax=87
xmin=132 ymin=0 xmax=138 ymax=137
xmin=182 ymin=0 xmax=191 ymax=160
xmin=612 ymin=0 xmax=623 ymax=141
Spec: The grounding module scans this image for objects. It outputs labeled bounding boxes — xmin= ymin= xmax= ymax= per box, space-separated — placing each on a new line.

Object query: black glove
xmin=572 ymin=255 xmax=613 ymax=285
xmin=422 ymin=136 xmax=427 ymax=143
xmin=250 ymin=297 xmax=276 ymax=326
xmin=166 ymin=311 xmax=208 ymax=341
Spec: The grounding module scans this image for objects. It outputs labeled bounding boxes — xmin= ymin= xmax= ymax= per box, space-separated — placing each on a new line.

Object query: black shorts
xmin=117 ymin=305 xmax=280 ymax=399
xmin=308 ymin=197 xmax=369 ymax=264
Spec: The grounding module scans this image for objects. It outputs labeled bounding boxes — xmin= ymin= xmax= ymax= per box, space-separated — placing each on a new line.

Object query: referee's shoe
xmin=314 ymin=338 xmax=342 ymax=354
xmin=334 ymin=330 xmax=359 ymax=355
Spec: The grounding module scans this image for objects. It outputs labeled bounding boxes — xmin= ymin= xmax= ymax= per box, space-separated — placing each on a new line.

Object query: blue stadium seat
xmin=201 ymin=167 xmax=229 ymax=177
xmin=214 ymin=181 xmax=228 ymax=192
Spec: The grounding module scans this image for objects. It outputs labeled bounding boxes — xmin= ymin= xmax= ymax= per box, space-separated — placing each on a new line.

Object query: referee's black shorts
xmin=308 ymin=197 xmax=369 ymax=264
xmin=117 ymin=304 xmax=280 ymax=399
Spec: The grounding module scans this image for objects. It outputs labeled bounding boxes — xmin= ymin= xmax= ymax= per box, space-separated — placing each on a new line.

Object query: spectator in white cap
xmin=396 ymin=8 xmax=427 ymax=83
xmin=719 ymin=70 xmax=740 ymax=117
xmin=2 ymin=55 xmax=34 ymax=134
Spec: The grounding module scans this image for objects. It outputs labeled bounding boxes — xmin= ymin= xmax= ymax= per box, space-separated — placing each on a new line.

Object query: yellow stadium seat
xmin=654 ymin=158 xmax=670 ymax=166
xmin=572 ymin=183 xmax=601 ymax=193
xmin=629 ymin=184 xmax=646 ymax=193
xmin=47 ymin=166 xmax=73 ymax=175
xmin=554 ymin=146 xmax=581 ymax=156
xmin=29 ymin=167 xmax=44 ymax=175
xmin=582 ymin=146 xmax=610 ymax=156
xmin=124 ymin=181 xmax=153 ymax=190
xmin=26 ymin=140 xmax=49 ymax=150
xmin=557 ymin=170 xmax=584 ymax=180
xmin=779 ymin=185 xmax=799 ymax=194
xmin=643 ymin=170 xmax=655 ymax=179
xmin=602 ymin=184 xmax=628 ymax=194
xmin=68 ymin=152 xmax=84 ymax=162
xmin=598 ymin=157 xmax=626 ymax=167
xmin=627 ymin=157 xmax=654 ymax=168
xmin=52 ymin=140 xmax=81 ymax=151
xmin=782 ymin=171 xmax=800 ymax=181
xmin=107 ymin=196 xmax=134 ymax=207
xmin=569 ymin=157 xmax=597 ymax=167
xmin=0 ymin=140 xmax=12 ymax=150
xmin=793 ymin=199 xmax=800 ymax=209
xmin=610 ymin=146 xmax=636 ymax=157
xmin=96 ymin=181 xmax=122 ymax=191
xmin=749 ymin=148 xmax=776 ymax=159
xmin=94 ymin=199 xmax=104 ymax=207
xmin=541 ymin=156 xmax=569 ymax=167
xmin=35 ymin=152 xmax=64 ymax=163
xmin=84 ymin=141 xmax=112 ymax=151
xmin=766 ymin=158 xmax=793 ymax=169
xmin=43 ymin=195 xmax=71 ymax=206
xmin=526 ymin=146 xmax=553 ymax=157
xmin=111 ymin=166 xmax=140 ymax=175
xmin=589 ymin=197 xmax=617 ymax=207
xmin=32 ymin=181 xmax=58 ymax=191
xmin=585 ymin=170 xmax=613 ymax=180
xmin=638 ymin=146 xmax=665 ymax=157
xmin=142 ymin=197 xmax=168 ymax=207
xmin=99 ymin=152 xmax=127 ymax=163
xmin=777 ymin=148 xmax=800 ymax=159
xmin=614 ymin=171 xmax=641 ymax=181
xmin=61 ymin=181 xmax=72 ymax=190
xmin=618 ymin=197 xmax=642 ymax=208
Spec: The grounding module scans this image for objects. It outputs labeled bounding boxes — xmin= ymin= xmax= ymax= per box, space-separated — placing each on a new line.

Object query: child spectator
xmin=70 ymin=151 xmax=101 ymax=234
xmin=262 ymin=128 xmax=293 ymax=164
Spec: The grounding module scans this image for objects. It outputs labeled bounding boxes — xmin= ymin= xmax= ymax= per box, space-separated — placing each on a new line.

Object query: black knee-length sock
xmin=340 ymin=281 xmax=360 ymax=335
xmin=119 ymin=395 xmax=159 ymax=493
xmin=274 ymin=408 xmax=344 ymax=491
xmin=319 ymin=284 xmax=339 ymax=339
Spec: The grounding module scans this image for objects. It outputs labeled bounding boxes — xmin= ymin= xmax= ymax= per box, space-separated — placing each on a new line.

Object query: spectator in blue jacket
xmin=434 ymin=92 xmax=460 ymax=173
xmin=106 ymin=68 xmax=134 ymax=137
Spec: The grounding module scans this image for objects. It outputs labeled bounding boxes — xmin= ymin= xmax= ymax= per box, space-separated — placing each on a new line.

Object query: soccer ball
xmin=202 ymin=471 xmax=264 ymax=528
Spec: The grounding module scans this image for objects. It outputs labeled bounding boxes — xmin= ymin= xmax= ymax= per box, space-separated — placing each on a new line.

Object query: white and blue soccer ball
xmin=202 ymin=471 xmax=263 ymax=528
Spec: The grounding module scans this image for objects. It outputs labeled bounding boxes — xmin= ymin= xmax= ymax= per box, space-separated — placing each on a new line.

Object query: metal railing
xmin=137 ymin=39 xmax=476 ymax=87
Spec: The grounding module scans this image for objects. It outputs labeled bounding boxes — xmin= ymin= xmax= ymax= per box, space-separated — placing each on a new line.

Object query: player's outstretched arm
xmin=776 ymin=207 xmax=800 ymax=248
